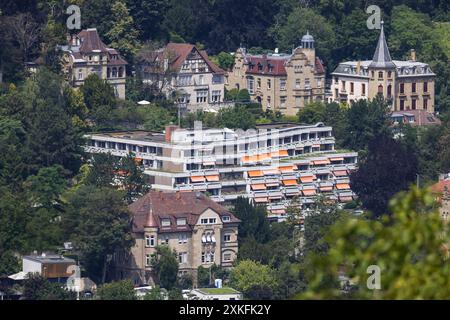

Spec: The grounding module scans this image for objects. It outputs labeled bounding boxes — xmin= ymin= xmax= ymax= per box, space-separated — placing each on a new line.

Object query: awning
xmin=257 ymin=153 xmax=271 ymax=161
xmin=190 ymin=176 xmax=206 ymax=183
xmin=242 ymin=155 xmax=258 ymax=163
xmin=270 ymin=150 xmax=289 ymax=157
xmin=329 ymin=157 xmax=344 ymax=162
xmin=282 ymin=180 xmax=298 ymax=186
xmin=313 ymin=159 xmax=330 ymax=165
xmin=251 ymin=184 xmax=266 ymax=190
xmin=254 ymin=197 xmax=269 ymax=203
xmin=263 ymin=169 xmax=280 ymax=175
xmin=312 ymin=144 xmax=321 ymax=148
xmin=339 ymin=196 xmax=353 ymax=202
xmin=266 ymin=183 xmax=279 ymax=187
xmin=269 ymin=195 xmax=282 ymax=200
xmin=8 ymin=271 xmax=27 ymax=281
xmin=336 ymin=183 xmax=350 ymax=190
xmin=271 ymin=209 xmax=286 ymax=215
xmin=300 ymin=176 xmax=315 ymax=183
xmin=279 ymin=165 xmax=296 ymax=172
xmin=333 ymin=170 xmax=348 ymax=177
xmin=203 ymin=161 xmax=215 ymax=166
xmin=319 ymin=186 xmax=333 ymax=192
xmin=302 ymin=189 xmax=317 ymax=196
xmin=205 ymin=175 xmax=219 ymax=182
xmin=248 ymin=170 xmax=263 ymax=177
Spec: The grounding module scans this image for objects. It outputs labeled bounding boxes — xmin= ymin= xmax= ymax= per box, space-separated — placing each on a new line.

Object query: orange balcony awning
xmin=190 ymin=176 xmax=206 ymax=183
xmin=282 ymin=180 xmax=298 ymax=186
xmin=205 ymin=175 xmax=219 ymax=182
xmin=254 ymin=197 xmax=269 ymax=203
xmin=336 ymin=183 xmax=350 ymax=190
xmin=248 ymin=170 xmax=263 ymax=177
xmin=313 ymin=159 xmax=331 ymax=165
xmin=329 ymin=157 xmax=344 ymax=162
xmin=242 ymin=155 xmax=258 ymax=163
xmin=300 ymin=176 xmax=315 ymax=183
xmin=270 ymin=150 xmax=289 ymax=158
xmin=263 ymin=169 xmax=280 ymax=175
xmin=333 ymin=170 xmax=348 ymax=176
xmin=251 ymin=184 xmax=266 ymax=190
xmin=302 ymin=189 xmax=317 ymax=196
xmin=339 ymin=196 xmax=353 ymax=202
xmin=279 ymin=165 xmax=296 ymax=172
xmin=257 ymin=153 xmax=271 ymax=161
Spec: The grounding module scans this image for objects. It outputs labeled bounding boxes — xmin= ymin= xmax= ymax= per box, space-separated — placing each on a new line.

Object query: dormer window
xmin=161 ymin=219 xmax=171 ymax=227
xmin=222 ymin=216 xmax=230 ymax=222
xmin=177 ymin=218 xmax=187 ymax=226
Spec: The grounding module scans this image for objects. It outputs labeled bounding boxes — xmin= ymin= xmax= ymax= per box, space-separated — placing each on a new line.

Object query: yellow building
xmin=227 ymin=32 xmax=326 ymax=116
xmin=331 ymin=22 xmax=435 ymax=112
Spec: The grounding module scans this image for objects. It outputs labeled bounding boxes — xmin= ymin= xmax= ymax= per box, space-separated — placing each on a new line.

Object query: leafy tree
xmin=125 ymin=0 xmax=170 ymax=41
xmin=351 ymin=134 xmax=418 ymax=218
xmin=151 ymin=245 xmax=179 ymax=290
xmin=197 ymin=266 xmax=211 ymax=287
xmin=298 ymin=102 xmax=327 ymax=124
xmin=106 ymin=0 xmax=140 ymax=65
xmin=0 ymin=250 xmax=20 ymax=276
xmin=232 ymin=197 xmax=270 ymax=243
xmin=63 ymin=185 xmax=133 ymax=283
xmin=119 ymin=153 xmax=151 ymax=204
xmin=230 ymin=260 xmax=278 ymax=299
xmin=22 ymin=274 xmax=76 ymax=300
xmin=97 ymin=279 xmax=136 ymax=300
xmin=211 ymin=51 xmax=234 ymax=71
xmin=301 ymin=187 xmax=450 ymax=299
xmin=143 ymin=285 xmax=164 ymax=300
xmin=85 ymin=153 xmax=118 ymax=188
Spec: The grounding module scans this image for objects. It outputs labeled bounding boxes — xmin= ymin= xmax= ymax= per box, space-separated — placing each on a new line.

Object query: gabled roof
xmin=129 ymin=191 xmax=240 ymax=233
xmin=369 ymin=21 xmax=396 ymax=69
xmin=77 ymin=28 xmax=109 ymax=54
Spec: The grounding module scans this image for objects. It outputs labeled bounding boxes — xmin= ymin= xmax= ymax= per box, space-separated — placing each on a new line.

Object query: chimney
xmin=164 ymin=125 xmax=179 ymax=143
xmin=356 ymin=61 xmax=361 ymax=74
xmin=410 ymin=49 xmax=416 ymax=62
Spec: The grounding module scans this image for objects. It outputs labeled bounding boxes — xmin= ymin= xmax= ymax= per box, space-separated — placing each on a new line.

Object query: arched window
xmin=378 ymin=84 xmax=383 ymax=94
xmin=387 ymin=84 xmax=392 ymax=97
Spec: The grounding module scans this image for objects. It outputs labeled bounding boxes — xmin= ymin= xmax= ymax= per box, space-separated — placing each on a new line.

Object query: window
xmin=295 ymin=96 xmax=302 ymax=108
xmin=161 ymin=235 xmax=169 ymax=245
xmin=161 ymin=219 xmax=171 ymax=227
xmin=112 ymin=67 xmax=117 ymax=78
xmin=387 ymin=84 xmax=392 ymax=97
xmin=305 ymin=78 xmax=311 ymax=89
xmin=266 ymin=79 xmax=271 ymax=90
xmin=400 ymin=99 xmax=405 ymax=110
xmin=177 ymin=218 xmax=187 ymax=226
xmin=424 ymin=98 xmax=428 ymax=110
xmin=280 ymin=96 xmax=287 ymax=108
xmin=247 ymin=77 xmax=254 ymax=94
xmin=400 ymin=83 xmax=405 ymax=94
xmin=424 ymin=82 xmax=428 ymax=93
xmin=223 ymin=253 xmax=232 ymax=261
xmin=316 ymin=78 xmax=322 ymax=88
xmin=201 ymin=218 xmax=208 ymax=224
xmin=196 ymin=90 xmax=208 ymax=103
xmin=212 ymin=75 xmax=223 ymax=84
xmin=222 ymin=216 xmax=230 ymax=222
xmin=295 ymin=79 xmax=301 ymax=89
xmin=341 ymin=81 xmax=346 ymax=91
xmin=178 ymin=233 xmax=187 ymax=244
xmin=267 ymin=96 xmax=271 ymax=107
xmin=350 ymin=82 xmax=354 ymax=94
xmin=224 ymin=234 xmax=231 ymax=242
xmin=280 ymin=79 xmax=286 ymax=90
xmin=412 ymin=83 xmax=417 ymax=93
xmin=178 ymin=75 xmax=192 ymax=86
xmin=412 ymin=99 xmax=417 ymax=110
xmin=201 ymin=251 xmax=214 ymax=263
xmin=362 ymin=83 xmax=366 ymax=96
xmin=209 ymin=218 xmax=216 ymax=224
xmin=378 ymin=84 xmax=383 ymax=94
xmin=178 ymin=252 xmax=187 ymax=264
xmin=388 ymin=71 xmax=392 ymax=78
xmin=78 ymin=70 xmax=83 ymax=80
xmin=145 ymin=254 xmax=151 ymax=267
xmin=257 ymin=78 xmax=261 ymax=89
xmin=145 ymin=235 xmax=155 ymax=247
xmin=198 ymin=75 xmax=204 ymax=85
xmin=371 ymin=71 xmax=375 ymax=78
xmin=378 ymin=71 xmax=383 ymax=79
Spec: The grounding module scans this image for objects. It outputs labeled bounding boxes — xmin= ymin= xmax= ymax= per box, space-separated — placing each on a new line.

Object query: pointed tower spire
xmin=369 ymin=21 xmax=395 ymax=69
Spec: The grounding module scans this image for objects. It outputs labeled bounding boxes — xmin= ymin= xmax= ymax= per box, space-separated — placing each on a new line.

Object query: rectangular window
xmin=78 ymin=70 xmax=83 ymax=80
xmin=224 ymin=234 xmax=231 ymax=242
xmin=145 ymin=254 xmax=151 ymax=267
xmin=196 ymin=90 xmax=208 ymax=103
xmin=145 ymin=235 xmax=155 ymax=247
xmin=424 ymin=82 xmax=428 ymax=93
xmin=295 ymin=79 xmax=301 ymax=89
xmin=362 ymin=83 xmax=366 ymax=95
xmin=280 ymin=79 xmax=286 ymax=90
xmin=178 ymin=233 xmax=187 ymax=244
xmin=412 ymin=99 xmax=417 ymax=110
xmin=208 ymin=218 xmax=216 ymax=224
xmin=295 ymin=96 xmax=302 ymax=108
xmin=412 ymin=83 xmax=416 ymax=93
xmin=257 ymin=78 xmax=261 ymax=89
xmin=424 ymin=98 xmax=428 ymax=110
xmin=201 ymin=218 xmax=208 ymax=224
xmin=161 ymin=219 xmax=171 ymax=227
xmin=280 ymin=96 xmax=287 ymax=108
xmin=211 ymin=90 xmax=221 ymax=103
xmin=400 ymin=99 xmax=405 ymax=110
xmin=198 ymin=75 xmax=204 ymax=85
xmin=267 ymin=79 xmax=271 ymax=89
xmin=350 ymin=82 xmax=354 ymax=94
xmin=305 ymin=78 xmax=311 ymax=89
xmin=178 ymin=252 xmax=187 ymax=264
xmin=212 ymin=75 xmax=223 ymax=84
xmin=224 ymin=253 xmax=232 ymax=261
xmin=177 ymin=218 xmax=187 ymax=226
xmin=316 ymin=78 xmax=322 ymax=88
xmin=247 ymin=78 xmax=254 ymax=94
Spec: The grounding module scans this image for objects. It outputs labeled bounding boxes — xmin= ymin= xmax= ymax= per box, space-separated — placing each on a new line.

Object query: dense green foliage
xmin=96 ymin=279 xmax=136 ymax=300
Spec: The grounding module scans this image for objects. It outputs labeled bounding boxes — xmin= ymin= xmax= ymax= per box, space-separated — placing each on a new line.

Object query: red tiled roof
xmin=315 ymin=57 xmax=325 ymax=74
xmin=77 ymin=29 xmax=109 ymax=53
xmin=245 ymin=56 xmax=287 ymax=76
xmin=430 ymin=180 xmax=450 ymax=195
xmin=129 ymin=191 xmax=240 ymax=233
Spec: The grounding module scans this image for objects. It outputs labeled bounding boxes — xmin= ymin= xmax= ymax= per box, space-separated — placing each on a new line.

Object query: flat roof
xmin=24 ymin=254 xmax=76 ymax=264
xmin=89 ymin=130 xmax=166 ymax=142
xmin=196 ymin=287 xmax=241 ymax=295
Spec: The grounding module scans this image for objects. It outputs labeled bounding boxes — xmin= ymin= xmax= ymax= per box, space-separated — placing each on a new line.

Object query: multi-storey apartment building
xmin=84 ymin=123 xmax=358 ymax=220
xmin=57 ymin=28 xmax=127 ymax=99
xmin=115 ymin=191 xmax=240 ymax=286
xmin=227 ymin=32 xmax=326 ymax=116
xmin=331 ymin=22 xmax=435 ymax=112
xmin=140 ymin=43 xmax=226 ymax=111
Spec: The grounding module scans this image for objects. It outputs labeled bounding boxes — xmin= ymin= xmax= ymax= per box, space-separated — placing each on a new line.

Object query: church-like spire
xmin=369 ymin=21 xmax=395 ymax=69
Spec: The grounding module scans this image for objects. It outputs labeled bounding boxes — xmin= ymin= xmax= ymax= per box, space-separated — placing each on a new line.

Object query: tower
xmin=300 ymin=31 xmax=316 ymax=64
xmin=367 ymin=21 xmax=396 ymax=107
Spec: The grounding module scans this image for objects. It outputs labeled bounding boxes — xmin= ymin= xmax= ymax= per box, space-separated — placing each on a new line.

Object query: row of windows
xmin=247 ymin=77 xmax=320 ymax=94
xmin=144 ymin=233 xmax=233 ymax=247
xmin=338 ymin=81 xmax=429 ymax=96
xmin=144 ymin=251 xmax=232 ymax=267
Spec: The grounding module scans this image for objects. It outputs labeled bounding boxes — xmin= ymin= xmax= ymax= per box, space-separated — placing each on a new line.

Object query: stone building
xmin=57 ymin=28 xmax=127 ymax=99
xmin=331 ymin=22 xmax=435 ymax=112
xmin=114 ymin=191 xmax=240 ymax=286
xmin=227 ymin=32 xmax=326 ymax=116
